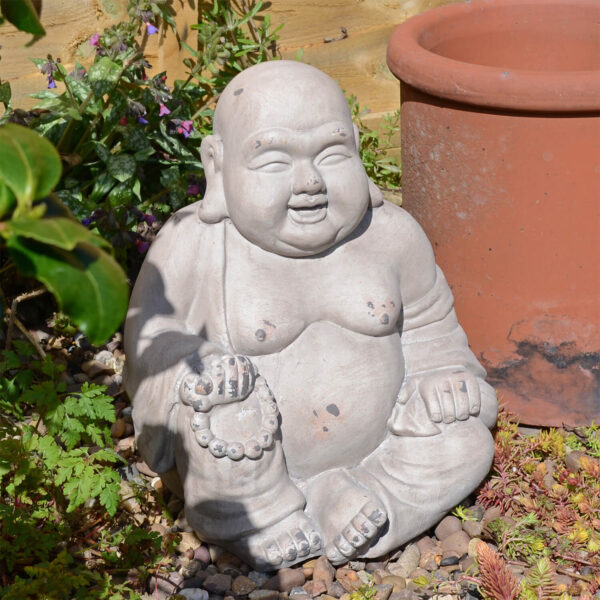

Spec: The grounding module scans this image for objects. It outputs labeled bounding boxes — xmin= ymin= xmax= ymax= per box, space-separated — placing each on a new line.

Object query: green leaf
xmin=6 ymin=216 xmax=111 ymax=250
xmin=0 ymin=0 xmax=45 ymax=36
xmin=6 ymin=236 xmax=129 ymax=344
xmin=89 ymin=171 xmax=115 ymax=203
xmin=0 ymin=179 xmax=17 ymax=218
xmin=107 ymin=181 xmax=133 ymax=207
xmin=0 ymin=80 xmax=11 ymax=105
xmin=107 ymin=153 xmax=136 ymax=183
xmin=0 ymin=124 xmax=61 ymax=210
xmin=87 ymin=56 xmax=122 ymax=97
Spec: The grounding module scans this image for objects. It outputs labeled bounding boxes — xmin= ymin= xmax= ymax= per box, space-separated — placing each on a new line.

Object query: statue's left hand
xmin=179 ymin=354 xmax=256 ymax=412
xmin=398 ymin=369 xmax=484 ymax=424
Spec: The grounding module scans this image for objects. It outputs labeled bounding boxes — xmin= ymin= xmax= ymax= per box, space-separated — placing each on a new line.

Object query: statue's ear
xmin=353 ymin=124 xmax=383 ymax=208
xmin=198 ymin=135 xmax=228 ymax=223
xmin=352 ymin=123 xmax=361 ymax=152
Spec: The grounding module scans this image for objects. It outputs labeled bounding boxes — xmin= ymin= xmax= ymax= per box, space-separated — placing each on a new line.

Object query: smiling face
xmin=213 ymin=62 xmax=371 ymax=257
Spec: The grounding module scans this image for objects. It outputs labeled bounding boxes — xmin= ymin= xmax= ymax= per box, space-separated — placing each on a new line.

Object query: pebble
xmin=481 ymin=506 xmax=502 ymax=528
xmin=388 ymin=544 xmax=420 ymax=578
xmin=180 ymin=557 xmax=203 ymax=579
xmin=565 ymin=450 xmax=585 ymax=471
xmin=115 ymin=435 xmax=135 ymax=457
xmin=264 ymin=568 xmax=305 ymax=593
xmin=434 ymin=516 xmax=462 ymax=541
xmin=204 ymin=573 xmax=233 ymax=594
xmin=195 ymin=545 xmax=211 ymax=565
xmin=326 ymin=580 xmax=346 ymax=597
xmin=335 ymin=568 xmax=361 ymax=592
xmin=312 ymin=556 xmax=335 ymax=584
xmin=418 ymin=548 xmax=440 ymax=571
xmin=304 ymin=579 xmax=327 ymax=597
xmin=415 ymin=536 xmax=436 ymax=554
xmin=178 ymin=589 xmax=210 ymax=600
xmin=82 ymin=358 xmax=114 ymax=378
xmin=462 ymin=520 xmax=483 ymax=538
xmin=232 ymin=575 xmax=258 ymax=595
xmin=110 ymin=418 xmax=127 ymax=438
xmin=381 ymin=576 xmax=406 ymax=593
xmin=248 ymin=572 xmax=271 ymax=588
xmin=389 ymin=591 xmax=418 ymax=600
xmin=439 ymin=554 xmax=460 ymax=567
xmin=374 ymin=583 xmax=393 ymax=600
xmin=177 ymin=531 xmax=202 ymax=553
xmin=248 ymin=590 xmax=279 ymax=600
xmin=440 ymin=530 xmax=471 ymax=556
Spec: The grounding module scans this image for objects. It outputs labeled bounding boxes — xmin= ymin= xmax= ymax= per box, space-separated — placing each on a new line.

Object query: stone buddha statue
xmin=124 ymin=60 xmax=497 ymax=570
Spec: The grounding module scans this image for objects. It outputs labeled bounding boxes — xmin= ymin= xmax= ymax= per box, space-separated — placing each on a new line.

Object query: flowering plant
xmin=5 ymin=0 xmax=281 ymax=275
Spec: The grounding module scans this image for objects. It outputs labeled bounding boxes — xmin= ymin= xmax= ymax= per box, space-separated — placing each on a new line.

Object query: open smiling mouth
xmin=288 ymin=202 xmax=328 ymax=225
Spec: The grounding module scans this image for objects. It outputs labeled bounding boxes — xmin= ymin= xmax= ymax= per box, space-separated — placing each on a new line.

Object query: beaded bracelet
xmin=180 ymin=374 xmax=279 ymax=460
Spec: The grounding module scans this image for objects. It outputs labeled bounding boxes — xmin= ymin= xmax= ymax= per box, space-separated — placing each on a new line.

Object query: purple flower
xmin=143 ymin=214 xmax=156 ymax=226
xmin=138 ymin=116 xmax=149 ymax=124
xmin=90 ymin=33 xmax=100 ymax=47
xmin=47 ymin=76 xmax=57 ymax=89
xmin=177 ymin=120 xmax=194 ymax=138
xmin=136 ymin=240 xmax=150 ymax=254
xmin=187 ymin=183 xmax=200 ymax=196
xmin=145 ymin=22 xmax=159 ymax=35
xmin=159 ymin=103 xmax=171 ymax=117
xmin=81 ymin=218 xmax=92 ymax=226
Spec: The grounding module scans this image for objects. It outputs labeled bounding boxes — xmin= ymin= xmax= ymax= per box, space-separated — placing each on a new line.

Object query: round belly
xmin=252 ymin=321 xmax=405 ymax=479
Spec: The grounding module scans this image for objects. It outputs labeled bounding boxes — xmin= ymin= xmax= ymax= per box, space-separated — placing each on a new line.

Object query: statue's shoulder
xmin=153 ymin=202 xmax=223 ymax=248
xmin=370 ymin=200 xmax=430 ymax=250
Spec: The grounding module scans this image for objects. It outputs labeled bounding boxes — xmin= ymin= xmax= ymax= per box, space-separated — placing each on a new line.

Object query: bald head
xmin=214 ymin=61 xmax=354 ymax=143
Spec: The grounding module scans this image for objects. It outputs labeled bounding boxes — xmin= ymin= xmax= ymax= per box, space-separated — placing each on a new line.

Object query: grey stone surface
xmin=125 ymin=60 xmax=497 ymax=571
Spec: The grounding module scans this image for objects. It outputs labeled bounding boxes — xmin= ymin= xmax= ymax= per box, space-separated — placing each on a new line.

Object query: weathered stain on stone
xmin=326 ymin=403 xmax=340 ymax=417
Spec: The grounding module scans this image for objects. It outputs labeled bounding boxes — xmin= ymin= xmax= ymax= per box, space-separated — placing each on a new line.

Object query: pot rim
xmin=387 ymin=0 xmax=600 ymax=112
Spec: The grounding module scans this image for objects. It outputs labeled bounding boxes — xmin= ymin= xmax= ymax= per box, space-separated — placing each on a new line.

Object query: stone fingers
xmin=215 ymin=354 xmax=255 ymax=403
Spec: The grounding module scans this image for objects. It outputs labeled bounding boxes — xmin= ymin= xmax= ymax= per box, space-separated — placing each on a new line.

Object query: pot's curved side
xmin=388 ymin=0 xmax=600 ymax=425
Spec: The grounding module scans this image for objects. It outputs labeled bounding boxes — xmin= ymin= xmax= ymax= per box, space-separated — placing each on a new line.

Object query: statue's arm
xmin=391 ymin=207 xmax=497 ymax=429
xmin=124 ymin=207 xmax=225 ymax=472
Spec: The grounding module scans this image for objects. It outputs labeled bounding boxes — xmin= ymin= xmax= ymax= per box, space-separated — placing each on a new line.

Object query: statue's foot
xmin=324 ymin=501 xmax=387 ymax=565
xmin=234 ymin=510 xmax=323 ymax=570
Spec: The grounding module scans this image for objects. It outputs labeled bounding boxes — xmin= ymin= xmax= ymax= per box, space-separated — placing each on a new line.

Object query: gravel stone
xmin=434 ymin=516 xmax=462 ymax=541
xmin=462 ymin=520 xmax=483 ymax=538
xmin=374 ymin=584 xmax=393 ymax=600
xmin=204 ymin=573 xmax=233 ymax=594
xmin=440 ymin=530 xmax=471 ymax=556
xmin=388 ymin=544 xmax=420 ymax=578
xmin=248 ymin=572 xmax=271 ymax=587
xmin=264 ymin=568 xmax=306 ymax=593
xmin=248 ymin=590 xmax=279 ymax=600
xmin=312 ymin=556 xmax=335 ymax=584
xmin=178 ymin=590 xmax=210 ymax=600
xmin=326 ymin=580 xmax=346 ymax=597
xmin=232 ymin=575 xmax=258 ymax=596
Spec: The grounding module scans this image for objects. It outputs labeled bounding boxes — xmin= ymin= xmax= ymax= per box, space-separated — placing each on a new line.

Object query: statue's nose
xmin=292 ymin=161 xmax=325 ymax=195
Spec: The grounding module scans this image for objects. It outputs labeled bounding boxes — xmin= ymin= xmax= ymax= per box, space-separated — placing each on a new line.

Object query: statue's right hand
xmin=179 ymin=354 xmax=256 ymax=412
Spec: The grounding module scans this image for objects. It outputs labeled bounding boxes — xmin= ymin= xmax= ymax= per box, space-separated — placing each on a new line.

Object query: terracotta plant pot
xmin=387 ymin=0 xmax=600 ymax=426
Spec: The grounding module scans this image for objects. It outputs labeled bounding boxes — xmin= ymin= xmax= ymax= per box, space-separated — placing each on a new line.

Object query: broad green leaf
xmin=0 ymin=0 xmax=45 ymax=36
xmin=6 ymin=236 xmax=129 ymax=344
xmin=6 ymin=216 xmax=111 ymax=250
xmin=88 ymin=56 xmax=122 ymax=97
xmin=107 ymin=153 xmax=136 ymax=182
xmin=0 ymin=124 xmax=61 ymax=210
xmin=0 ymin=179 xmax=16 ymax=218
xmin=89 ymin=171 xmax=115 ymax=203
xmin=107 ymin=181 xmax=133 ymax=206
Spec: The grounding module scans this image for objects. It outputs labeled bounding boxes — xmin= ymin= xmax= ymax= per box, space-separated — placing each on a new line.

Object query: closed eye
xmin=252 ymin=160 xmax=291 ymax=173
xmin=248 ymin=150 xmax=292 ymax=172
xmin=317 ymin=146 xmax=352 ymax=166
